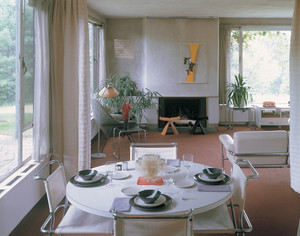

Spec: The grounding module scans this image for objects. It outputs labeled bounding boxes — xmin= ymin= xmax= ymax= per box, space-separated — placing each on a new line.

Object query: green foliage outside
xmin=230 ymin=30 xmax=290 ymax=103
xmin=0 ymin=0 xmax=34 ymax=106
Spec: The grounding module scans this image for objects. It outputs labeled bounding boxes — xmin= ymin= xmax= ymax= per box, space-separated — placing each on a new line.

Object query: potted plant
xmin=98 ymin=73 xmax=161 ymax=124
xmin=226 ymin=74 xmax=252 ymax=108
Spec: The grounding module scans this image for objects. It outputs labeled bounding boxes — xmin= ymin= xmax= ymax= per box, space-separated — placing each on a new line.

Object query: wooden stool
xmin=159 ymin=116 xmax=180 ymax=135
xmin=191 ymin=116 xmax=208 ymax=135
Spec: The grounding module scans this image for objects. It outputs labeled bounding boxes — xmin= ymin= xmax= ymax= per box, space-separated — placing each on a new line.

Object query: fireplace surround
xmin=158 ymin=97 xmax=207 ymax=128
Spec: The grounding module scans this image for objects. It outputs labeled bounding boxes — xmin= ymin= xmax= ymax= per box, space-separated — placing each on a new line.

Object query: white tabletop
xmin=66 ymin=161 xmax=232 ymax=218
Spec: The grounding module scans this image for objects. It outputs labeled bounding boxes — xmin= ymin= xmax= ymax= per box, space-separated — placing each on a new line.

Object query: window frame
xmin=229 ymin=25 xmax=291 ymax=104
xmin=0 ymin=0 xmax=34 ymax=183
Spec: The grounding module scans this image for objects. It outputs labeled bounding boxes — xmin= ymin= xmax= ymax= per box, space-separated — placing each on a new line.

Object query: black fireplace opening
xmin=158 ymin=97 xmax=207 ymax=128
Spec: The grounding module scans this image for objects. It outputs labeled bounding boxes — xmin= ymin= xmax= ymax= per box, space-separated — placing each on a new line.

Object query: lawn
xmin=0 ymin=105 xmax=33 ymax=136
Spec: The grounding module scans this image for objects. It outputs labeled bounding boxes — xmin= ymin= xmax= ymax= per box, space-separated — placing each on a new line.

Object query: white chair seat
xmin=193 ymin=204 xmax=235 ymax=234
xmin=56 ymin=205 xmax=113 ymax=234
xmin=34 ymin=160 xmax=114 ymax=235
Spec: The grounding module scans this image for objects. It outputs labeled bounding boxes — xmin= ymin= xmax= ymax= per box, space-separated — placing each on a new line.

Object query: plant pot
xmin=123 ymin=119 xmax=129 ymax=130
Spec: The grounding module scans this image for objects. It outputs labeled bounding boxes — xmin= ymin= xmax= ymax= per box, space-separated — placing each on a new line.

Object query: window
xmin=0 ymin=0 xmax=34 ymax=182
xmin=230 ymin=27 xmax=291 ymax=104
xmin=88 ymin=21 xmax=101 ymax=95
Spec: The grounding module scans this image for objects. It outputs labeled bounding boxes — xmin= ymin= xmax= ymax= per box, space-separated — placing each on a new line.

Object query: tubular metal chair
xmin=219 ymin=131 xmax=289 ymax=168
xmin=130 ymin=142 xmax=177 ymax=161
xmin=34 ymin=160 xmax=113 ymax=235
xmin=112 ymin=209 xmax=194 ymax=236
xmin=193 ymin=159 xmax=259 ymax=235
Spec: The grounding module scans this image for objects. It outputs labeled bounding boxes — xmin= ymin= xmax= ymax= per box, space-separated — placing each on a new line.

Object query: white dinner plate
xmin=134 ymin=195 xmax=166 ymax=207
xmin=112 ymin=171 xmax=130 ymax=180
xmin=121 ymin=187 xmax=140 ymax=196
xmin=175 ymin=179 xmax=194 ymax=188
xmin=74 ymin=174 xmax=104 ymax=183
xmin=198 ymin=173 xmax=225 ymax=182
xmin=163 ymin=165 xmax=178 ymax=173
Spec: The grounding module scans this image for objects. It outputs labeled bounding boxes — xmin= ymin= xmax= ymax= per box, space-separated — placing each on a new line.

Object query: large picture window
xmin=230 ymin=27 xmax=291 ymax=104
xmin=0 ymin=0 xmax=34 ymax=182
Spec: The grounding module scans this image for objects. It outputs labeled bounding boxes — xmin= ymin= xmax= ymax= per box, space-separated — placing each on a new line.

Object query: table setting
xmin=66 ymin=154 xmax=233 ymax=217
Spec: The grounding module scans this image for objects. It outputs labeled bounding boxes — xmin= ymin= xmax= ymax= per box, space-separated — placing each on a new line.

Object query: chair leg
xmin=170 ymin=121 xmax=179 ymax=135
xmin=161 ymin=122 xmax=170 ymax=135
xmin=191 ymin=120 xmax=206 ymax=135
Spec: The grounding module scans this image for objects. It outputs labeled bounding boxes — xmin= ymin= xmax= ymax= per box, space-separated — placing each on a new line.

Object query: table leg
xmin=112 ymin=127 xmax=120 ymax=159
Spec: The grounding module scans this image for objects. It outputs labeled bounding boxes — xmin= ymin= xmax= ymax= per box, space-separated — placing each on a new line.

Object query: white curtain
xmin=28 ymin=0 xmax=52 ymax=161
xmin=51 ymin=0 xmax=91 ymax=179
xmin=219 ymin=25 xmax=232 ymax=105
xmin=30 ymin=0 xmax=91 ymax=178
xmin=99 ymin=24 xmax=107 ymax=84
xmin=290 ymin=0 xmax=300 ymax=194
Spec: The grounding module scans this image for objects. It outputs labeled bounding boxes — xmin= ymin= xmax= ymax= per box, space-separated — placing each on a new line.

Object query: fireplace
xmin=158 ymin=97 xmax=207 ymax=128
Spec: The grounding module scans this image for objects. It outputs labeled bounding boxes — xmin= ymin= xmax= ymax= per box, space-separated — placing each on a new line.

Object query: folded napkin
xmin=137 ymin=176 xmax=164 ymax=185
xmin=167 ymin=159 xmax=180 ymax=167
xmin=110 ymin=197 xmax=131 ymax=212
xmin=197 ymin=183 xmax=230 ymax=192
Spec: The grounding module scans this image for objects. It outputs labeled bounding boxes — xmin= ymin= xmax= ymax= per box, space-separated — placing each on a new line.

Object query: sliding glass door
xmin=0 ymin=0 xmax=34 ymax=182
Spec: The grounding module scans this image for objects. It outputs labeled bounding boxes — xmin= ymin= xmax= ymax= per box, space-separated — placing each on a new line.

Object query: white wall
xmin=106 ymin=17 xmax=220 ymax=125
xmin=0 ymin=159 xmax=48 ymax=235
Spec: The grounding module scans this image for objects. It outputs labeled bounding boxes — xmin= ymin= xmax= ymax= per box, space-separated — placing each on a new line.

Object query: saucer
xmin=112 ymin=172 xmax=130 ymax=180
xmin=121 ymin=187 xmax=140 ymax=196
xmin=174 ymin=179 xmax=194 ymax=188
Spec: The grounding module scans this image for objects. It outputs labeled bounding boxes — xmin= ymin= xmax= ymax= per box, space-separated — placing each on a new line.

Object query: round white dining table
xmin=66 ymin=161 xmax=232 ymax=218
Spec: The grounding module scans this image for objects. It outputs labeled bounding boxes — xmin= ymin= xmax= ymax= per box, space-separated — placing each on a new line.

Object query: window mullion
xmin=16 ymin=0 xmax=25 ymax=166
xmin=239 ymin=27 xmax=243 ymax=76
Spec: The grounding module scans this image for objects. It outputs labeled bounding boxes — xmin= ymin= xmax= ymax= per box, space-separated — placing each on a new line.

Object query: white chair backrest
xmin=233 ymin=130 xmax=288 ymax=154
xmin=113 ymin=210 xmax=193 ymax=236
xmin=130 ymin=143 xmax=177 ymax=161
xmin=231 ymin=159 xmax=258 ymax=212
xmin=231 ymin=162 xmax=247 ymax=212
xmin=44 ymin=165 xmax=67 ymax=213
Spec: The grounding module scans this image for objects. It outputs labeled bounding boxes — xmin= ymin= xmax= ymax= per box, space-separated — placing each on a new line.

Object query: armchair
xmin=219 ymin=130 xmax=289 ymax=168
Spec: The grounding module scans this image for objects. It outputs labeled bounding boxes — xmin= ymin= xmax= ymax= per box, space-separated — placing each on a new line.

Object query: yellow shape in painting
xmin=185 ymin=44 xmax=199 ymax=83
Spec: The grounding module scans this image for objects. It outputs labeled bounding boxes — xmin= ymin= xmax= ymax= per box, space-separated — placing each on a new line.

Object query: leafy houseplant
xmin=98 ymin=74 xmax=161 ymax=124
xmin=226 ymin=74 xmax=252 ymax=108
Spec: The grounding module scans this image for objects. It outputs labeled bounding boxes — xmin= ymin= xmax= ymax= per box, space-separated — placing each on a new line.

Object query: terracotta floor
xmin=10 ymin=125 xmax=300 ymax=236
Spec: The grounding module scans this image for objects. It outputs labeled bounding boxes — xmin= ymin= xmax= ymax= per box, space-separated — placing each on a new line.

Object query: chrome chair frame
xmin=112 ymin=209 xmax=193 ymax=236
xmin=193 ymin=159 xmax=259 ymax=236
xmin=34 ymin=160 xmax=113 ymax=235
xmin=33 ymin=160 xmax=68 ymax=235
xmin=221 ymin=143 xmax=290 ymax=168
xmin=130 ymin=142 xmax=178 ymax=161
xmin=229 ymin=159 xmax=259 ymax=235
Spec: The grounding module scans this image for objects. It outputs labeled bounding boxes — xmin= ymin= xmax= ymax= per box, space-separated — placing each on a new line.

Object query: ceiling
xmin=87 ymin=0 xmax=295 ymax=19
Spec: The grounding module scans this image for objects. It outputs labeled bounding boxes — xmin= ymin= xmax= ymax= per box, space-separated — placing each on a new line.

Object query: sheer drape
xmin=30 ymin=0 xmax=91 ymax=179
xmin=99 ymin=24 xmax=107 ymax=83
xmin=290 ymin=0 xmax=300 ymax=194
xmin=28 ymin=0 xmax=52 ymax=161
xmin=219 ymin=25 xmax=232 ymax=105
xmin=51 ymin=0 xmax=91 ymax=179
